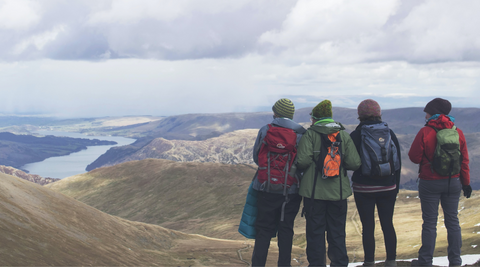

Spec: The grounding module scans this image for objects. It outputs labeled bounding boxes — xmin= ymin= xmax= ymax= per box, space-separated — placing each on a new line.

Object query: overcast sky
xmin=1 ymin=0 xmax=479 ymax=117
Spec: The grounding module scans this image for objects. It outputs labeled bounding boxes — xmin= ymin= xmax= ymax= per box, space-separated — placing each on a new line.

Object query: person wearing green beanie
xmin=272 ymin=98 xmax=295 ymax=119
xmin=249 ymin=98 xmax=306 ymax=267
xmin=296 ymin=99 xmax=361 ymax=267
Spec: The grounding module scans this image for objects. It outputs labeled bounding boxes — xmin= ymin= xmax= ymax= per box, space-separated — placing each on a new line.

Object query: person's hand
xmin=462 ymin=185 xmax=472 ymax=198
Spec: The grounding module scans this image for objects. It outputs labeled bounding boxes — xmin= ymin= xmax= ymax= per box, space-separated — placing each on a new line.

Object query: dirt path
xmin=350 ymin=207 xmax=363 ymax=263
xmin=237 ymin=244 xmax=251 ymax=266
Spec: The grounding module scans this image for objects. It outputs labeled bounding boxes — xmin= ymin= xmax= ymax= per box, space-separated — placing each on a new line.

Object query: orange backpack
xmin=303 ymin=131 xmax=345 ymax=215
xmin=319 ymin=132 xmax=342 ymax=178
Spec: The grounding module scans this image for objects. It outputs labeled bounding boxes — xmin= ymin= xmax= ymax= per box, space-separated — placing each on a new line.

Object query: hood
xmin=354 ymin=120 xmax=383 ymax=131
xmin=426 ymin=114 xmax=454 ymax=130
xmin=272 ymin=117 xmax=307 ymax=134
xmin=310 ymin=121 xmax=345 ymax=135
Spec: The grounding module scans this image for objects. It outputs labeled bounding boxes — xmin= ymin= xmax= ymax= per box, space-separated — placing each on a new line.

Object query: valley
xmin=2 ymin=108 xmax=480 ymax=266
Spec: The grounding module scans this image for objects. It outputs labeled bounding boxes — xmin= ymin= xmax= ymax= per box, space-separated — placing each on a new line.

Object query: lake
xmin=21 ymin=131 xmax=135 ymax=179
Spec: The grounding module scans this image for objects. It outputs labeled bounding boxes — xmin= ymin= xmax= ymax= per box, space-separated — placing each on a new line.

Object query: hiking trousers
xmin=417 ymin=178 xmax=462 ymax=266
xmin=354 ymin=189 xmax=397 ymax=263
xmin=303 ymin=197 xmax=349 ymax=267
xmin=251 ymin=191 xmax=302 ymax=267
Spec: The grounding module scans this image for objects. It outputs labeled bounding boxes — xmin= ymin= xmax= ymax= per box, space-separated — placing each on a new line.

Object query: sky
xmin=0 ymin=0 xmax=479 ymax=117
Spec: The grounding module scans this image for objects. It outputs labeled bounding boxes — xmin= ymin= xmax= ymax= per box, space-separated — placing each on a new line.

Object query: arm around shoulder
xmin=296 ymin=130 xmax=314 ymax=171
xmin=342 ymin=131 xmax=361 ymax=171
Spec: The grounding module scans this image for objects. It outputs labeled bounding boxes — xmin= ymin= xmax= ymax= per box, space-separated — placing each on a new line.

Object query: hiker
xmin=408 ymin=98 xmax=472 ymax=267
xmin=350 ymin=99 xmax=401 ymax=267
xmin=250 ymin=98 xmax=306 ymax=267
xmin=296 ymin=100 xmax=361 ymax=267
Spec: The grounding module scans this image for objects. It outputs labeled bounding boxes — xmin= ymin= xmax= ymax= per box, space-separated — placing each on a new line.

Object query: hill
xmin=49 ymin=159 xmax=258 ymax=240
xmin=87 ymin=129 xmax=258 ymax=171
xmin=0 ymin=165 xmax=59 ymax=185
xmin=0 ymin=171 xmax=267 ymax=266
xmin=47 ymin=159 xmax=480 ymax=263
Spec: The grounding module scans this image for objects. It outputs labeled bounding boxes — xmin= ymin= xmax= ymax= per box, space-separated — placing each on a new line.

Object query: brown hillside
xmin=47 ymin=159 xmax=480 ymax=264
xmin=0 ymin=171 xmax=257 ymax=266
xmin=0 ymin=165 xmax=59 ymax=185
xmin=100 ymin=129 xmax=258 ymax=168
xmin=48 ymin=159 xmax=258 ymax=240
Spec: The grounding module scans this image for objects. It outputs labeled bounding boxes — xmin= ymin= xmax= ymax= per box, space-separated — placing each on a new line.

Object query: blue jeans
xmin=418 ymin=178 xmax=462 ymax=266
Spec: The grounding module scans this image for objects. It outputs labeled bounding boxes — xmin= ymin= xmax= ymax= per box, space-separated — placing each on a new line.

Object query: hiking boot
xmin=363 ymin=261 xmax=375 ymax=266
xmin=384 ymin=260 xmax=397 ymax=267
xmin=411 ymin=259 xmax=430 ymax=266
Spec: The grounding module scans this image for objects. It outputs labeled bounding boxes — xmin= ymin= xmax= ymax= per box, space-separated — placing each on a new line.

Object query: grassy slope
xmin=0 ymin=172 xmax=256 ymax=266
xmin=48 ymin=159 xmax=258 ymax=240
xmin=48 ymin=159 xmax=480 ymax=264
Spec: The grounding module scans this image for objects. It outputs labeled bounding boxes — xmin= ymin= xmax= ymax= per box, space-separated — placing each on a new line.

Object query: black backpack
xmin=360 ymin=122 xmax=400 ymax=179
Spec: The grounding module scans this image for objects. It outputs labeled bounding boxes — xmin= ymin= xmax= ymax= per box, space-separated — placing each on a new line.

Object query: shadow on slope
xmin=49 ymin=159 xmax=258 ymax=241
xmin=0 ymin=172 xmax=251 ymax=266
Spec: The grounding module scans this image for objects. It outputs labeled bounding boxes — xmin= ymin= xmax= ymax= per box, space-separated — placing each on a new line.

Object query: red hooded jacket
xmin=408 ymin=114 xmax=470 ymax=185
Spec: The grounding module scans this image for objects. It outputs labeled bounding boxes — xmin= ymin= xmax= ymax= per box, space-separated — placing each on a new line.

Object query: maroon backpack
xmin=257 ymin=124 xmax=298 ymax=194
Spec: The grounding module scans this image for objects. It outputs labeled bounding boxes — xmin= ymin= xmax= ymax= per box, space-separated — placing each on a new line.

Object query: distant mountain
xmin=0 ymin=165 xmax=59 ymax=185
xmin=84 ymin=107 xmax=480 ymax=139
xmin=47 ymin=158 xmax=480 ymax=262
xmin=87 ymin=129 xmax=257 ymax=171
xmin=85 ymin=127 xmax=480 ymax=189
xmin=0 ymin=171 xmax=255 ymax=266
xmin=0 ymin=132 xmax=117 ymax=169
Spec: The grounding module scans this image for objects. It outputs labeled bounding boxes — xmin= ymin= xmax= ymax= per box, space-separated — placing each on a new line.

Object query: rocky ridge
xmin=0 ymin=165 xmax=59 ymax=185
xmin=92 ymin=129 xmax=258 ymax=168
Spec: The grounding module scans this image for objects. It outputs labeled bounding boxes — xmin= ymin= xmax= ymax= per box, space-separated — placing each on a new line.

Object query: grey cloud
xmin=2 ymin=0 xmax=479 ymax=65
xmin=0 ymin=0 xmax=296 ymax=61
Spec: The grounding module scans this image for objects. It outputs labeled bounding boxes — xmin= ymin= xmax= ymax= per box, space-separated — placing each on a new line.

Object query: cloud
xmin=259 ymin=0 xmax=480 ymax=64
xmin=0 ymin=0 xmax=479 ymax=117
xmin=1 ymin=0 xmax=479 ymax=64
xmin=1 ymin=57 xmax=479 ymax=117
xmin=0 ymin=0 xmax=297 ymax=61
xmin=0 ymin=0 xmax=40 ymax=30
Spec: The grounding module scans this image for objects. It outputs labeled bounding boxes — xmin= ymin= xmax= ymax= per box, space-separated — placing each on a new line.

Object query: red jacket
xmin=408 ymin=114 xmax=470 ymax=185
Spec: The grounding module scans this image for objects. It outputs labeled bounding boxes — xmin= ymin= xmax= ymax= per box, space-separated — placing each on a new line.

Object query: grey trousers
xmin=418 ymin=178 xmax=462 ymax=266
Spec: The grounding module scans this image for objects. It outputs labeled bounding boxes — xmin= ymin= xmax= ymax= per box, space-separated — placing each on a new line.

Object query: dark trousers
xmin=354 ymin=189 xmax=397 ymax=262
xmin=251 ymin=191 xmax=302 ymax=267
xmin=303 ymin=197 xmax=349 ymax=267
xmin=418 ymin=178 xmax=462 ymax=266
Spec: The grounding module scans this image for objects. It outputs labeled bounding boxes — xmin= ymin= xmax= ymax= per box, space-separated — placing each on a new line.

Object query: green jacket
xmin=297 ymin=121 xmax=361 ymax=201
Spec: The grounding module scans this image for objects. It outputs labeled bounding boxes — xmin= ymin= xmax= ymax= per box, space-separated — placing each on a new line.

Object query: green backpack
xmin=429 ymin=126 xmax=461 ymax=177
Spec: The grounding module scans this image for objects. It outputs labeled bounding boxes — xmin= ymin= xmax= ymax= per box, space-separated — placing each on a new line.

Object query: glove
xmin=462 ymin=185 xmax=472 ymax=198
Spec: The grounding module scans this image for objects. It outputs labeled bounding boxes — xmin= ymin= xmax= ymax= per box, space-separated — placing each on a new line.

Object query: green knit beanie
xmin=311 ymin=100 xmax=332 ymax=119
xmin=272 ymin=98 xmax=295 ymax=119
